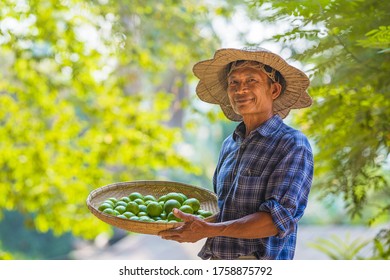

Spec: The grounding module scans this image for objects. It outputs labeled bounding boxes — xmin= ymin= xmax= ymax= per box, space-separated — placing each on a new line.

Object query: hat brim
xmin=193 ymin=48 xmax=312 ymax=121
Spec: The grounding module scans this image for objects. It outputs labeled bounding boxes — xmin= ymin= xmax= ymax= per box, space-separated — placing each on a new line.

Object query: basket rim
xmin=86 ymin=179 xmax=217 ymax=205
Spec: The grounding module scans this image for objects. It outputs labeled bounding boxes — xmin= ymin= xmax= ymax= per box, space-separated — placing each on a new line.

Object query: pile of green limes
xmin=98 ymin=191 xmax=213 ymax=223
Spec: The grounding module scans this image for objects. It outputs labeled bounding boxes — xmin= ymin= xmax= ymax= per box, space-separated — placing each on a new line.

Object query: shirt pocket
xmin=233 ymin=174 xmax=266 ymax=214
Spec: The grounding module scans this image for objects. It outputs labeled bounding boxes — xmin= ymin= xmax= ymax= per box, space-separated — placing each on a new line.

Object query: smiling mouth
xmin=235 ymin=98 xmax=255 ymax=104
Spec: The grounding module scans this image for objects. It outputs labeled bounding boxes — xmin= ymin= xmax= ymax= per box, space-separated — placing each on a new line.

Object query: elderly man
xmin=159 ymin=47 xmax=314 ymax=260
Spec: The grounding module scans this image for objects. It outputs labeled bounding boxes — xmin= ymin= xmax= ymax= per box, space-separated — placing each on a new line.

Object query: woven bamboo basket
xmin=86 ymin=180 xmax=219 ymax=235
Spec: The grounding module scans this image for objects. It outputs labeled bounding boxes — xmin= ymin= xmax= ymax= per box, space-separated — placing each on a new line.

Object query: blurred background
xmin=0 ymin=0 xmax=389 ymax=260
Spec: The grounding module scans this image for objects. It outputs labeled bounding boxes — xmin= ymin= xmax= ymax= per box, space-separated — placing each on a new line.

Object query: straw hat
xmin=192 ymin=47 xmax=312 ymax=121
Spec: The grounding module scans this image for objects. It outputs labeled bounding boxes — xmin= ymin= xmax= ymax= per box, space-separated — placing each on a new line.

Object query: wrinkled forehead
xmin=227 ymin=60 xmax=277 ymax=83
xmin=227 ymin=61 xmax=263 ymax=75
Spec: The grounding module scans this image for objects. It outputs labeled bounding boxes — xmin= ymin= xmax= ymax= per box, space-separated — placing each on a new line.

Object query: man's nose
xmin=236 ymin=82 xmax=248 ymax=93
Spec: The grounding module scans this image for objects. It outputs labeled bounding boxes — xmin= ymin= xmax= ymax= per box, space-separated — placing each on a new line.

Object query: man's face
xmin=227 ymin=67 xmax=280 ymax=120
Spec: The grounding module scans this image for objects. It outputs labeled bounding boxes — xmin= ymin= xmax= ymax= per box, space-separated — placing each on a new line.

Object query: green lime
xmin=160 ymin=212 xmax=167 ymax=220
xmin=165 ymin=192 xmax=185 ymax=204
xmin=178 ymin=192 xmax=188 ymax=202
xmin=133 ymin=198 xmax=145 ymax=205
xmin=144 ymin=200 xmax=151 ymax=205
xmin=139 ymin=216 xmax=154 ymax=222
xmin=120 ymin=196 xmax=131 ymax=203
xmin=129 ymin=192 xmax=143 ymax=201
xmin=167 ymin=212 xmax=182 ymax=222
xmin=123 ymin=211 xmax=135 ymax=218
xmin=114 ymin=205 xmax=126 ymax=214
xmin=164 ymin=199 xmax=181 ymax=214
xmin=129 ymin=216 xmax=140 ymax=221
xmin=107 ymin=197 xmax=118 ymax=204
xmin=126 ymin=201 xmax=140 ymax=215
xmin=144 ymin=195 xmax=157 ymax=202
xmin=197 ymin=209 xmax=212 ymax=218
xmin=137 ymin=211 xmax=148 ymax=217
xmin=139 ymin=205 xmax=147 ymax=213
xmin=183 ymin=198 xmax=200 ymax=212
xmin=115 ymin=201 xmax=128 ymax=208
xmin=98 ymin=202 xmax=113 ymax=212
xmin=179 ymin=205 xmax=194 ymax=214
xmin=117 ymin=214 xmax=127 ymax=219
xmin=158 ymin=195 xmax=167 ymax=203
xmin=146 ymin=201 xmax=163 ymax=217
xmin=103 ymin=199 xmax=115 ymax=207
xmin=102 ymin=208 xmax=115 ymax=215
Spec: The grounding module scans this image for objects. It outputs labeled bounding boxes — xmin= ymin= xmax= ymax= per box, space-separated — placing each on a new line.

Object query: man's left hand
xmin=158 ymin=208 xmax=210 ymax=243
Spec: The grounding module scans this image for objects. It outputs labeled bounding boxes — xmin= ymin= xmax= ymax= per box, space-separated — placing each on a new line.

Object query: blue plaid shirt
xmin=198 ymin=115 xmax=314 ymax=260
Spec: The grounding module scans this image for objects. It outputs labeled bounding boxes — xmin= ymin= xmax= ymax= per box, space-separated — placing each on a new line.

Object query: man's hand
xmin=159 ymin=210 xmax=278 ymax=242
xmin=158 ymin=208 xmax=211 ymax=243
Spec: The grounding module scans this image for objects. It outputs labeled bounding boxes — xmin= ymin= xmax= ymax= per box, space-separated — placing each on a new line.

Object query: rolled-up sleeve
xmin=258 ymin=144 xmax=314 ymax=239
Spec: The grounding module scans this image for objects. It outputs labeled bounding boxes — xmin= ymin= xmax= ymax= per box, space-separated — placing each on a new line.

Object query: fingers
xmin=159 ymin=232 xmax=182 ymax=241
xmin=158 ymin=228 xmax=198 ymax=243
xmin=172 ymin=208 xmax=194 ymax=222
xmin=158 ymin=226 xmax=185 ymax=241
xmin=158 ymin=210 xmax=194 ymax=241
xmin=158 ymin=209 xmax=205 ymax=243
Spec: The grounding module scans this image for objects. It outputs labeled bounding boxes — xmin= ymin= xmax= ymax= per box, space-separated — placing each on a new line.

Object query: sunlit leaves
xmin=308 ymin=233 xmax=371 ymax=260
xmin=0 ymin=0 xmax=220 ymax=240
xmin=357 ymin=26 xmax=390 ymax=52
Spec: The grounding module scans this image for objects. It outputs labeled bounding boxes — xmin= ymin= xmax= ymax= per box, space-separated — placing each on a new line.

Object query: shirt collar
xmin=233 ymin=114 xmax=283 ymax=141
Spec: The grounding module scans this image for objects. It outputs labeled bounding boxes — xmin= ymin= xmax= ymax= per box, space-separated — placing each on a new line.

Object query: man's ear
xmin=271 ymin=82 xmax=282 ymax=100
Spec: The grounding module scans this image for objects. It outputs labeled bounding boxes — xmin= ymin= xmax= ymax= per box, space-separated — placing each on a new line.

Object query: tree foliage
xmin=3 ymin=0 xmax=388 ymax=260
xmin=0 ymin=0 xmax=230 ymax=245
xmin=249 ymin=0 xmax=390 ymax=258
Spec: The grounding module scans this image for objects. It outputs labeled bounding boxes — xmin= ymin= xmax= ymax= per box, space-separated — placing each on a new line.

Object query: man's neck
xmin=242 ymin=112 xmax=273 ymax=137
